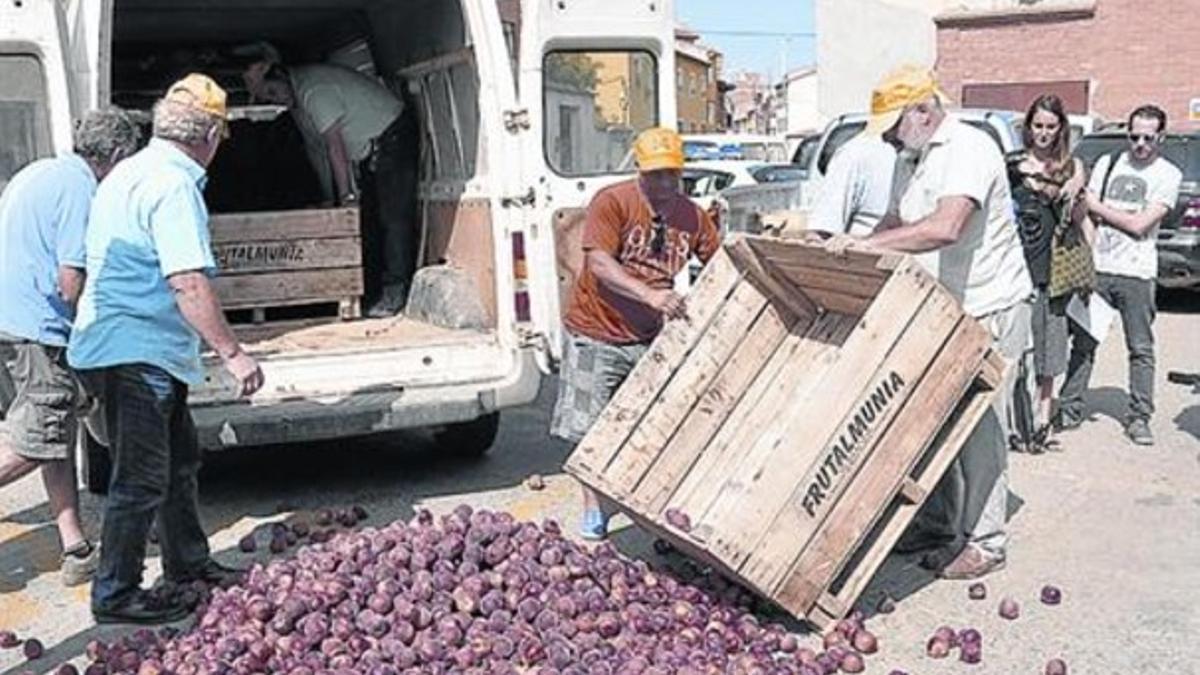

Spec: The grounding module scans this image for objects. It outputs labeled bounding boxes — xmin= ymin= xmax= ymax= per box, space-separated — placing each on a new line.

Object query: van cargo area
xmin=91 ymin=0 xmax=540 ymax=460
xmin=108 ymin=0 xmax=503 ymax=365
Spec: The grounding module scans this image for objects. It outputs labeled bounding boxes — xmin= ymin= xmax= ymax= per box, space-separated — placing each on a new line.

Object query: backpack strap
xmin=1097 ymin=150 xmax=1124 ymax=203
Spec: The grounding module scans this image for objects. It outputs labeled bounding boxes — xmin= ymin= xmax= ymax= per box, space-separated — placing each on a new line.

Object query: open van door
xmin=0 ymin=0 xmax=79 ymax=191
xmin=516 ymin=0 xmax=677 ymax=368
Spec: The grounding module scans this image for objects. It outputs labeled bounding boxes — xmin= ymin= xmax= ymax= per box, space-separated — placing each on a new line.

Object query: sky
xmin=676 ymin=0 xmax=816 ymax=80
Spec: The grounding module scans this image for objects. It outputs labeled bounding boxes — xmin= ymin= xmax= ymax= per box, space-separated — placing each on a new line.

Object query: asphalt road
xmin=1 ymin=291 xmax=1197 ymax=674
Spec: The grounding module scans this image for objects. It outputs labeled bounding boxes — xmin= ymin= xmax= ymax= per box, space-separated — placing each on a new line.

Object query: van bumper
xmin=191 ymin=348 xmax=542 ymax=450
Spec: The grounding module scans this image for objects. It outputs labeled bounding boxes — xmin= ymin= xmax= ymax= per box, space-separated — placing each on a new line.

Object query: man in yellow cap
xmin=69 ymin=73 xmax=265 ymax=623
xmin=552 ymin=127 xmax=721 ymax=540
xmin=847 ymin=65 xmax=1033 ymax=580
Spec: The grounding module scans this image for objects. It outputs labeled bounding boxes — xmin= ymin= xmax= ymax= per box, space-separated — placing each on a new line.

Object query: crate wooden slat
xmin=209 ymin=208 xmax=363 ymax=323
xmin=564 ymin=234 xmax=1007 ymax=628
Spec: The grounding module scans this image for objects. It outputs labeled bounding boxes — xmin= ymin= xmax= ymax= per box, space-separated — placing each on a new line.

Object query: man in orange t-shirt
xmin=551 ymin=127 xmax=721 ymax=540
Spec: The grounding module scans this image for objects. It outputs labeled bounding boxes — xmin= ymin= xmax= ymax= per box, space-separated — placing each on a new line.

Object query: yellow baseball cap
xmin=864 ymin=65 xmax=947 ymax=136
xmin=164 ymin=73 xmax=228 ymax=120
xmin=633 ymin=127 xmax=685 ymax=172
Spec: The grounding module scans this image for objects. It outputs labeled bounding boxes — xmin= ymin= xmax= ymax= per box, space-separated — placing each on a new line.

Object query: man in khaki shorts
xmin=0 ymin=108 xmax=142 ymax=586
xmin=551 ymin=127 xmax=721 ymax=540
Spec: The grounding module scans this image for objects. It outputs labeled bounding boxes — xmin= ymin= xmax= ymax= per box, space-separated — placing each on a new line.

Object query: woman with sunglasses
xmin=1007 ymin=94 xmax=1091 ymax=452
xmin=551 ymin=127 xmax=721 ymax=541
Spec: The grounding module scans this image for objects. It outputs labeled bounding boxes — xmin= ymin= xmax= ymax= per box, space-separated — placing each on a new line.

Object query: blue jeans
xmin=84 ymin=364 xmax=210 ymax=610
xmin=1059 ymin=274 xmax=1156 ymax=423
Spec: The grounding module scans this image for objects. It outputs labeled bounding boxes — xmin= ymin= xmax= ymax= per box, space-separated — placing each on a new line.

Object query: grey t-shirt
xmin=291 ymin=64 xmax=404 ymax=163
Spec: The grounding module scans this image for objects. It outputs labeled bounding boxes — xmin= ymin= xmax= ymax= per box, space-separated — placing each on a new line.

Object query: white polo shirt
xmin=898 ymin=116 xmax=1032 ymax=318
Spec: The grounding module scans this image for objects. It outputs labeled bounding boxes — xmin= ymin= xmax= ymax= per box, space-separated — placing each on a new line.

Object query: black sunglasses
xmin=650 ymin=214 xmax=667 ymax=257
xmin=1128 ymin=132 xmax=1161 ymax=145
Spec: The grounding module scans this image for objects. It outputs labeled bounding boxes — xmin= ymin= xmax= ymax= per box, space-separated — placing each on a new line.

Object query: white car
xmin=683 ymin=160 xmax=805 ymax=212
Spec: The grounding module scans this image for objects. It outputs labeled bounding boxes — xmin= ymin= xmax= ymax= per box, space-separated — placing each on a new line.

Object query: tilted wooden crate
xmin=564 ymin=235 xmax=1007 ymax=628
xmin=210 ymin=207 xmax=364 ymax=323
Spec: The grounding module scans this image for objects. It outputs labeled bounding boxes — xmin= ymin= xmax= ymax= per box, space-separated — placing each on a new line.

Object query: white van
xmin=1 ymin=0 xmax=677 ymax=489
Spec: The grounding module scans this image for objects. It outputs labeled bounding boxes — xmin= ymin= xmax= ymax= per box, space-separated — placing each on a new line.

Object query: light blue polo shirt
xmin=0 ymin=154 xmax=96 ymax=346
xmin=68 ymin=139 xmax=217 ymax=385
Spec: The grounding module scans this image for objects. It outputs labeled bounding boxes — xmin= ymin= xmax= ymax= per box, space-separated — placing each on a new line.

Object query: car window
xmin=793 ymin=135 xmax=818 ymax=168
xmin=817 ymin=121 xmax=866 ymax=175
xmin=683 ymin=169 xmax=735 ymax=197
xmin=684 ymin=140 xmax=719 ymax=161
xmin=751 ymin=165 xmax=805 ymax=183
xmin=0 ymin=55 xmax=53 ymax=194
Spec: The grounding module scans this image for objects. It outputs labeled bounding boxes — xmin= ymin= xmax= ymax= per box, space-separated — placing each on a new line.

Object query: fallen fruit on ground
xmin=1040 ymin=584 xmax=1062 ymax=606
xmin=968 ymin=581 xmax=987 ymax=600
xmin=22 ymin=639 xmax=43 ymax=660
xmin=926 ymin=636 xmax=951 ymax=659
xmin=999 ymin=597 xmax=1020 ymax=620
xmin=1045 ymin=657 xmax=1068 ymax=675
xmin=67 ymin=507 xmax=886 ymax=674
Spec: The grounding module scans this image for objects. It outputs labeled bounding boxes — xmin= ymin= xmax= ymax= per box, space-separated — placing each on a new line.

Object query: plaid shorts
xmin=0 ymin=336 xmax=81 ymax=461
xmin=550 ymin=331 xmax=649 ymax=444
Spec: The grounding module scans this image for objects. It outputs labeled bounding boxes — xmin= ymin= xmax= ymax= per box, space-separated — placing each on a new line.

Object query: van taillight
xmin=511 ymin=232 xmax=531 ymax=322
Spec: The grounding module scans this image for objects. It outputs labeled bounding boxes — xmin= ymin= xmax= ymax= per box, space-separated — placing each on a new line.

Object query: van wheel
xmin=81 ymin=426 xmax=112 ymax=495
xmin=434 ymin=413 xmax=500 ymax=458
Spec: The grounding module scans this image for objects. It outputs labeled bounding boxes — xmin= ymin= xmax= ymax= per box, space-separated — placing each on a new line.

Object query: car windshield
xmin=682 ymin=169 xmax=735 ymax=196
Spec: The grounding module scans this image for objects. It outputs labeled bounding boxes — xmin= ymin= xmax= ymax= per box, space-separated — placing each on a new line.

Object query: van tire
xmin=81 ymin=426 xmax=112 ymax=495
xmin=435 ymin=413 xmax=500 ymax=458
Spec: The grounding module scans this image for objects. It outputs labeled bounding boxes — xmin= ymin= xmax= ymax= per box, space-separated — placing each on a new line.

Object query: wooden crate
xmin=564 ymin=234 xmax=1008 ymax=629
xmin=210 ymin=208 xmax=364 ymax=323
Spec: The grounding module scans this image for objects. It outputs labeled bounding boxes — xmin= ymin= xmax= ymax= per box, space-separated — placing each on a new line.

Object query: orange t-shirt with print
xmin=564 ymin=179 xmax=721 ymax=345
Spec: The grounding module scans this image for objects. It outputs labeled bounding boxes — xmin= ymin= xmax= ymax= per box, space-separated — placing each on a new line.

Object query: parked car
xmin=683 ymin=134 xmax=790 ymax=163
xmin=683 ymin=161 xmax=805 ymax=212
xmin=1073 ymin=131 xmax=1200 ymax=289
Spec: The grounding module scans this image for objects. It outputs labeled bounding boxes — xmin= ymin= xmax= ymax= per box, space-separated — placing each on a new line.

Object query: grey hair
xmin=152 ymin=99 xmax=223 ymax=145
xmin=74 ymin=107 xmax=143 ymax=165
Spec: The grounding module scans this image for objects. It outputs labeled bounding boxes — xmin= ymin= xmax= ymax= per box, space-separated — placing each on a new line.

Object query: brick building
xmin=675 ymin=27 xmax=724 ymax=133
xmin=936 ymin=0 xmax=1200 ymax=130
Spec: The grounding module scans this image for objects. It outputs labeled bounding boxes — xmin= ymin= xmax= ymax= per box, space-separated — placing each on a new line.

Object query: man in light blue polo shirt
xmin=0 ymin=108 xmax=141 ymax=587
xmin=69 ymin=74 xmax=265 ymax=625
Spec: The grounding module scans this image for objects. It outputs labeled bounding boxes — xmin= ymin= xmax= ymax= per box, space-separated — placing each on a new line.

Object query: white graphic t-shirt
xmin=1089 ymin=152 xmax=1182 ymax=280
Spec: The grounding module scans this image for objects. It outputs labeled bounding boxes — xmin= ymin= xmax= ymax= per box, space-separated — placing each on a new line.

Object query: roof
xmin=935 ymin=0 xmax=1096 ymax=27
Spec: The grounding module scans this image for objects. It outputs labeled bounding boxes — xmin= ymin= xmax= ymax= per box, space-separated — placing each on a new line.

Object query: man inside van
xmin=0 ymin=108 xmax=142 ymax=587
xmin=839 ymin=65 xmax=1033 ymax=580
xmin=244 ymin=60 xmax=416 ymax=318
xmin=1058 ymin=105 xmax=1182 ymax=446
xmin=70 ymin=74 xmax=264 ymax=624
xmin=552 ymin=128 xmax=721 ymax=540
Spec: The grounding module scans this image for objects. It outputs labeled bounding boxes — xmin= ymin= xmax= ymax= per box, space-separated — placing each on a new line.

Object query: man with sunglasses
xmin=553 ymin=127 xmax=721 ymax=540
xmin=1058 ymin=105 xmax=1182 ymax=446
xmin=0 ymin=108 xmax=141 ymax=587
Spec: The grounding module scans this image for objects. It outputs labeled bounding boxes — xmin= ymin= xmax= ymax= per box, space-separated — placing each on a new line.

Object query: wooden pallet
xmin=564 ymin=234 xmax=1008 ymax=629
xmin=210 ymin=208 xmax=364 ymax=324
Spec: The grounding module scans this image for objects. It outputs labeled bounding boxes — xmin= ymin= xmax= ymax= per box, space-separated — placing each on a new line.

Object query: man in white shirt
xmin=1058 ymin=105 xmax=1182 ymax=446
xmin=808 ymin=134 xmax=898 ymax=236
xmin=246 ymin=61 xmax=416 ymax=317
xmin=841 ymin=65 xmax=1033 ymax=580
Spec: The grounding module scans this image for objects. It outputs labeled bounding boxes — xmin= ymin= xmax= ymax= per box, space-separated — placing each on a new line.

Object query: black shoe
xmin=93 ymin=591 xmax=192 ymax=625
xmin=171 ymin=559 xmax=245 ymax=589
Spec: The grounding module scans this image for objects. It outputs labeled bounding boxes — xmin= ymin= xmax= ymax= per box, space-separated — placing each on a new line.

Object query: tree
xmin=544 ymin=53 xmax=599 ymax=92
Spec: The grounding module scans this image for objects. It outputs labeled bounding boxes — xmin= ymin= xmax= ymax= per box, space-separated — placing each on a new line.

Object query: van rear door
xmin=0 ymin=0 xmax=76 ymax=191
xmin=515 ymin=0 xmax=677 ymax=366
